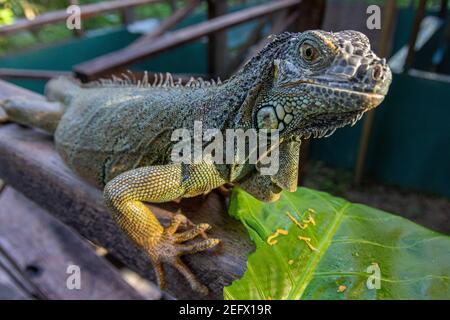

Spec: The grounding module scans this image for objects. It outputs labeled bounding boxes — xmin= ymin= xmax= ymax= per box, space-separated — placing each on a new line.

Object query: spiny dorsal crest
xmin=85 ymin=33 xmax=293 ymax=90
xmin=86 ymin=71 xmax=222 ymax=89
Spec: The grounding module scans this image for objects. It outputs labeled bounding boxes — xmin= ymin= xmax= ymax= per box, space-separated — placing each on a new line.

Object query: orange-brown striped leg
xmin=103 ymin=164 xmax=222 ymax=294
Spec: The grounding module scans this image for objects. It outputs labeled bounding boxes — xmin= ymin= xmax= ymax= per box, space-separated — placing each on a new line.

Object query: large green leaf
xmin=224 ymin=187 xmax=450 ymax=299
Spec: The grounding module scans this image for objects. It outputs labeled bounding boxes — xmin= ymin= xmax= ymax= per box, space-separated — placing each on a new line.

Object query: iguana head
xmin=253 ymin=30 xmax=392 ymax=139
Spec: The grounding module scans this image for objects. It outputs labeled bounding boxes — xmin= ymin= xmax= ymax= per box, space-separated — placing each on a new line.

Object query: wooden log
xmin=73 ymin=0 xmax=302 ymax=81
xmin=0 ymin=0 xmax=163 ymax=36
xmin=0 ymin=80 xmax=253 ymax=299
xmin=0 ymin=187 xmax=149 ymax=300
xmin=0 ymin=250 xmax=34 ymax=299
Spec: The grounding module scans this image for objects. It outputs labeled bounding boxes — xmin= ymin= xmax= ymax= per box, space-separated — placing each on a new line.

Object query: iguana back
xmin=55 ymin=80 xmax=231 ymax=187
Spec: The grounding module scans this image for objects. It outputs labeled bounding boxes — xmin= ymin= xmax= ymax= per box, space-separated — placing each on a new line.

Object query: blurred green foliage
xmin=0 ymin=0 xmax=183 ymax=55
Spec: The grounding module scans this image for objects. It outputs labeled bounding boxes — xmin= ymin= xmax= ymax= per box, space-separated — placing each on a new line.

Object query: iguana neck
xmin=215 ymin=34 xmax=291 ymax=131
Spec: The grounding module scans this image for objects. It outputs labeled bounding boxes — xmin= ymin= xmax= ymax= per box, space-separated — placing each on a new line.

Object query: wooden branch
xmin=0 ymin=187 xmax=149 ymax=300
xmin=0 ymin=0 xmax=163 ymax=36
xmin=0 ymin=80 xmax=253 ymax=300
xmin=129 ymin=0 xmax=200 ymax=49
xmin=73 ymin=0 xmax=302 ymax=81
xmin=0 ymin=68 xmax=72 ymax=80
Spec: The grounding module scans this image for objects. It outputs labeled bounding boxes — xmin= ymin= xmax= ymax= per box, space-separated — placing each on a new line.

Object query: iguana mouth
xmin=278 ymin=81 xmax=386 ymax=139
xmin=294 ymin=110 xmax=366 ymax=139
xmin=288 ymin=80 xmax=386 ymax=100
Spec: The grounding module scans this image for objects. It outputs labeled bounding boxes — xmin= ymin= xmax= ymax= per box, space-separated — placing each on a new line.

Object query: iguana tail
xmin=45 ymin=76 xmax=81 ymax=107
xmin=0 ymin=77 xmax=75 ymax=133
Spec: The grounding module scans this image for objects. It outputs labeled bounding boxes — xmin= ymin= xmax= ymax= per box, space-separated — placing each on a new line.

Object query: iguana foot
xmin=148 ymin=213 xmax=220 ymax=295
xmin=103 ymin=164 xmax=226 ymax=295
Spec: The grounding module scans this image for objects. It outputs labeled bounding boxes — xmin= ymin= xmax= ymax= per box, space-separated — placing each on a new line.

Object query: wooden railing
xmin=74 ymin=0 xmax=302 ymax=81
xmin=0 ymin=68 xmax=72 ymax=80
xmin=0 ymin=0 xmax=163 ymax=36
xmin=0 ymin=0 xmax=314 ymax=82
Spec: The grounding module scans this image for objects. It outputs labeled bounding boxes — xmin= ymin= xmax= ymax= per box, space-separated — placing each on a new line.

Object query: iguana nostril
xmin=372 ymin=65 xmax=383 ymax=80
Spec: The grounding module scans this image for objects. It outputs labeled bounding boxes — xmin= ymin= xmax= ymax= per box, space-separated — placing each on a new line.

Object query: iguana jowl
xmin=0 ymin=30 xmax=391 ymax=294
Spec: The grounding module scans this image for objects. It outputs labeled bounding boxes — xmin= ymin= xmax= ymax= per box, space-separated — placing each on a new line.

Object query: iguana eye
xmin=300 ymin=42 xmax=319 ymax=62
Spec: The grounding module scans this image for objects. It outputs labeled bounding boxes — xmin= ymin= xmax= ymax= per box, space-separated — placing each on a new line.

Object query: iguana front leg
xmin=103 ymin=163 xmax=225 ymax=294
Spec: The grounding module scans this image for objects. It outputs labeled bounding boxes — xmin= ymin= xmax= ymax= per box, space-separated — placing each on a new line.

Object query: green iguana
xmin=0 ymin=30 xmax=391 ymax=295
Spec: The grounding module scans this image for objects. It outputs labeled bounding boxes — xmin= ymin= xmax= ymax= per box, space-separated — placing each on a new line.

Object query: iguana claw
xmin=148 ymin=212 xmax=220 ymax=295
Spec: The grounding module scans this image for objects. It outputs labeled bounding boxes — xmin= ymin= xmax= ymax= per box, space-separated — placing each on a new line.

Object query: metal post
xmin=354 ymin=0 xmax=397 ymax=185
xmin=207 ymin=0 xmax=228 ymax=79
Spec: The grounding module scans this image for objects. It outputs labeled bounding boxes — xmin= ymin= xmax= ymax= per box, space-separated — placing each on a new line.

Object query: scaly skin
xmin=0 ymin=30 xmax=391 ymax=294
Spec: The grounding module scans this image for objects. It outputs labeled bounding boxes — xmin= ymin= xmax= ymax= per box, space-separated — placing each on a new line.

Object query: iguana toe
xmin=147 ymin=213 xmax=219 ymax=295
